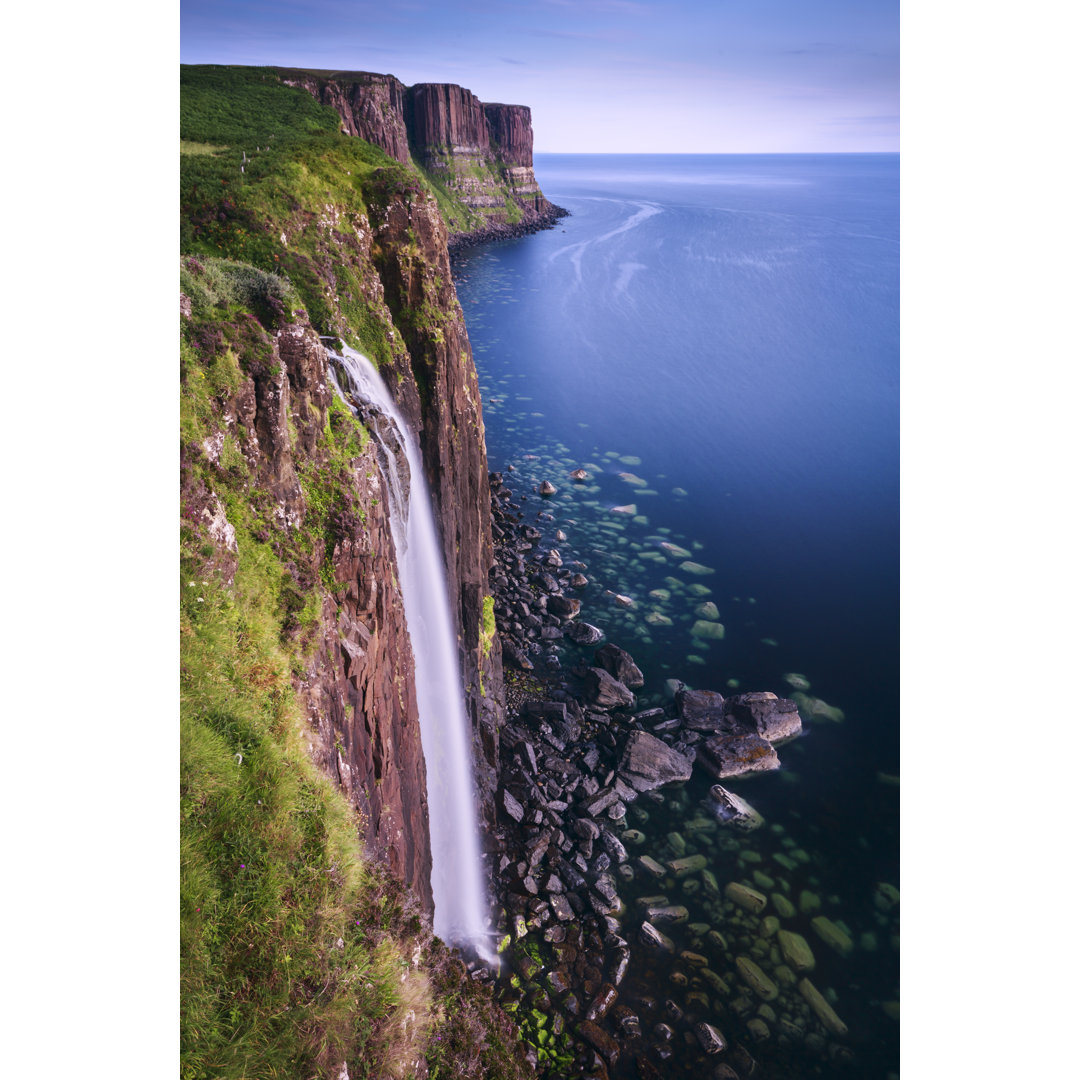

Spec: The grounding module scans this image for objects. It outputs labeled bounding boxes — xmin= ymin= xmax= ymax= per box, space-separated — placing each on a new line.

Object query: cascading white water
xmin=327 ymin=343 xmax=495 ymax=963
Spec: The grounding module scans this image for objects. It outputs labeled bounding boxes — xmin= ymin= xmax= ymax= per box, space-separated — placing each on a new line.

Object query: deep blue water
xmin=454 ymin=155 xmax=899 ymax=1076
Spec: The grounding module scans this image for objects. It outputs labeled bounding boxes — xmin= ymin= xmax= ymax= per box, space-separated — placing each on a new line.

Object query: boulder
xmin=667 ymin=855 xmax=707 ymax=877
xmin=585 ymin=667 xmax=636 ymax=709
xmin=723 ymin=692 xmax=802 ymax=742
xmin=736 ymin=956 xmax=778 ymax=1001
xmin=699 ymin=734 xmax=780 ymax=779
xmin=594 ymin=643 xmax=645 ymax=688
xmin=565 ymin=621 xmax=605 ymax=645
xmin=777 ymin=930 xmax=816 ymax=973
xmin=569 ymin=468 xmax=590 ymax=481
xmin=523 ymin=700 xmax=567 ymax=725
xmin=694 ymin=1023 xmax=727 ymax=1054
xmin=676 ymin=688 xmax=725 ymax=732
xmin=725 ymin=882 xmax=767 ymax=913
xmin=639 ymin=921 xmax=675 ymax=953
xmin=618 ymin=731 xmax=693 ymax=792
xmin=501 ymin=640 xmax=534 ymax=672
xmin=547 ymin=595 xmax=581 ymax=618
xmin=798 ymin=978 xmax=848 ymax=1036
xmin=578 ymin=1019 xmax=620 ymax=1064
xmin=707 ymin=784 xmax=765 ymax=830
xmin=811 ymin=916 xmax=854 ymax=957
xmin=771 ymin=893 xmax=797 ymax=919
xmin=501 ymin=789 xmax=524 ymax=823
xmin=539 ymin=480 xmax=557 ymax=496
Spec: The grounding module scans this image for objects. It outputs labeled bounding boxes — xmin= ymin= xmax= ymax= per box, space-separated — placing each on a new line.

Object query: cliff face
xmin=484 ymin=103 xmax=533 ymax=166
xmin=278 ymin=69 xmax=411 ymax=164
xmin=363 ymin=184 xmax=504 ymax=819
xmin=181 ymin=62 xmax=531 ymax=917
xmin=180 ymin=306 xmax=433 ymax=905
xmin=182 ymin=157 xmax=504 ymax=897
xmin=277 ymin=68 xmax=564 ymax=239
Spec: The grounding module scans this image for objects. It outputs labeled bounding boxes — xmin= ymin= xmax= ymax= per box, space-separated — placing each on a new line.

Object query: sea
xmin=452 ymin=153 xmax=899 ymax=1078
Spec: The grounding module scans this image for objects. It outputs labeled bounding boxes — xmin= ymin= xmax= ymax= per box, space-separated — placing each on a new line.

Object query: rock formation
xmin=277 ymin=67 xmax=565 ymax=241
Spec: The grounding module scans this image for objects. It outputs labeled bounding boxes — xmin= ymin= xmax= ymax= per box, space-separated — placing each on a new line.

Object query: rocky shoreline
xmin=448 ymin=204 xmax=571 ymax=255
xmin=471 ymin=469 xmax=881 ymax=1078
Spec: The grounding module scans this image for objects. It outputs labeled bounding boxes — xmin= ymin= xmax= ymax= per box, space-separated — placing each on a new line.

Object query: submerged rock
xmin=659 ymin=541 xmax=692 ymax=559
xmin=777 ymin=930 xmax=816 ymax=973
xmin=725 ymin=882 xmax=768 ymax=913
xmin=679 ymin=560 xmax=714 ymax=576
xmin=792 ymin=691 xmax=845 ymax=723
xmin=690 ymin=619 xmax=726 ymax=640
xmin=798 ymin=978 xmax=848 ymax=1036
xmin=811 ymin=916 xmax=854 ymax=957
xmin=736 ymin=956 xmax=778 ymax=1001
xmin=771 ymin=893 xmax=797 ymax=919
xmin=707 ymin=784 xmax=765 ymax=830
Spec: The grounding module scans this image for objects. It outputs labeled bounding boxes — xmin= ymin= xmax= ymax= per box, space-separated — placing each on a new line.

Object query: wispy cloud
xmin=539 ymin=0 xmax=650 ymax=12
xmin=823 ymin=115 xmax=899 ymax=126
xmin=501 ymin=57 xmax=526 ymax=65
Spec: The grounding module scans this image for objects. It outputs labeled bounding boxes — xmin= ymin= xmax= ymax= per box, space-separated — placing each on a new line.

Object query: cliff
xmin=274 ymin=66 xmax=565 ymax=241
xmin=180 ymin=66 xmax=530 ymax=1077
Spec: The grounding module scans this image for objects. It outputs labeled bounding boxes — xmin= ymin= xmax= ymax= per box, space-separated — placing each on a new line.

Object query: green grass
xmin=480 ymin=595 xmax=496 ymax=659
xmin=180 ymin=532 xmax=435 ymax=1079
xmin=181 ymin=65 xmax=342 ymax=146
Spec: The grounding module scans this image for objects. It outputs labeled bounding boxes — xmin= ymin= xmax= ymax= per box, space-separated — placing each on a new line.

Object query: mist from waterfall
xmin=327 ymin=343 xmax=494 ymax=963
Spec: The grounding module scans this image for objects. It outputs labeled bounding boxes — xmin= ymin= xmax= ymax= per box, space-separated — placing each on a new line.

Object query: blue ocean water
xmin=454 ymin=154 xmax=899 ymax=1075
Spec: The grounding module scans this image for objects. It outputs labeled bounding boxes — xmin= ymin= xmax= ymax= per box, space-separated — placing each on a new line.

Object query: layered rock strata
xmin=278 ymin=67 xmax=566 ymax=241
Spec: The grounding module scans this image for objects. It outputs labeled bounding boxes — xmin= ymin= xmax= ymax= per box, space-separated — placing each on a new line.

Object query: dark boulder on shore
xmin=547 ymin=594 xmax=582 ymax=619
xmin=594 ymin=642 xmax=645 ymax=689
xmin=584 ymin=667 xmax=636 ymax=709
xmin=676 ymin=688 xmax=725 ymax=731
xmin=565 ymin=621 xmax=605 ymax=645
xmin=619 ymin=731 xmax=693 ymax=793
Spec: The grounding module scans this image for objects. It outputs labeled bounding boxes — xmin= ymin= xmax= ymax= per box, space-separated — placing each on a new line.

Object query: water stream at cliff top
xmin=328 ymin=344 xmax=495 ymax=962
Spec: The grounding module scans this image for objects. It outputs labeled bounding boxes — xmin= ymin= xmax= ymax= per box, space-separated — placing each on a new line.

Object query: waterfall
xmin=327 ymin=343 xmax=495 ymax=963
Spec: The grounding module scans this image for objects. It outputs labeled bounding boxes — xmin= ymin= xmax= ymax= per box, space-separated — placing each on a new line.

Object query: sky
xmin=180 ymin=0 xmax=898 ymax=153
